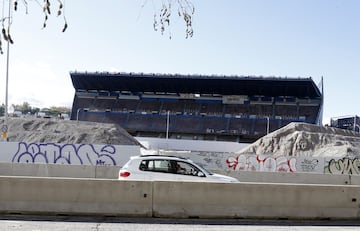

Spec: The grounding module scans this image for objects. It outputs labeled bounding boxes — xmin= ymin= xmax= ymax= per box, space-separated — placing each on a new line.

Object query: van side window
xmin=175 ymin=161 xmax=203 ymax=176
xmin=146 ymin=159 xmax=171 ymax=173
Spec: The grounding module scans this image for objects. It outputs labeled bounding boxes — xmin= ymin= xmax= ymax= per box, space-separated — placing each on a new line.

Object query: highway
xmin=1 ymin=216 xmax=360 ymax=231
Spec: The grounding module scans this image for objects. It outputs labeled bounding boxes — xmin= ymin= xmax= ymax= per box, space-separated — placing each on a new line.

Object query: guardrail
xmin=0 ymin=176 xmax=359 ymax=219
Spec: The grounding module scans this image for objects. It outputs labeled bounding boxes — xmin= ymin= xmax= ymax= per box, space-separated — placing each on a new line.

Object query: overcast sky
xmin=0 ymin=0 xmax=359 ymax=125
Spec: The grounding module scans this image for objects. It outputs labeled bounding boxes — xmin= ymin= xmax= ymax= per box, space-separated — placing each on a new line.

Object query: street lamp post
xmin=355 ymin=124 xmax=360 ymax=133
xmin=166 ymin=110 xmax=170 ymax=139
xmin=2 ymin=0 xmax=12 ymax=142
xmin=354 ymin=116 xmax=358 ymax=132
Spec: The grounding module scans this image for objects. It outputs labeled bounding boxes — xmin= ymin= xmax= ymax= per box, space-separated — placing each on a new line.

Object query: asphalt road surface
xmin=1 ymin=215 xmax=360 ymax=231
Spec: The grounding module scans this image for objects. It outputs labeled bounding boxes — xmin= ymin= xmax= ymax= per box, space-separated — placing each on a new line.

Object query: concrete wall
xmin=160 ymin=151 xmax=360 ymax=175
xmin=2 ymin=141 xmax=360 ymax=176
xmin=1 ymin=176 xmax=360 ymax=220
xmin=0 ymin=142 xmax=140 ymax=166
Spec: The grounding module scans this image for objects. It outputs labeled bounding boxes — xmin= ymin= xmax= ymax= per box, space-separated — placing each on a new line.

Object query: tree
xmin=0 ymin=104 xmax=4 ymax=116
xmin=11 ymin=101 xmax=32 ymax=114
xmin=0 ymin=0 xmax=195 ymax=53
xmin=10 ymin=102 xmax=70 ymax=116
xmin=11 ymin=102 xmax=41 ymax=115
xmin=44 ymin=106 xmax=71 ymax=117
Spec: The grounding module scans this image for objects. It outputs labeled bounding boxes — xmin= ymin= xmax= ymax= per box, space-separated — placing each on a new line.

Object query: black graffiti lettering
xmin=328 ymin=158 xmax=360 ymax=175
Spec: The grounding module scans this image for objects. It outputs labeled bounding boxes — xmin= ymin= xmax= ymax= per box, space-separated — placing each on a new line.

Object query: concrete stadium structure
xmin=69 ymin=72 xmax=323 ymax=152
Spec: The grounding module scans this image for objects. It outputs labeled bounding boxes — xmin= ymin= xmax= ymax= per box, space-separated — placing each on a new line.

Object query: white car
xmin=118 ymin=155 xmax=239 ymax=183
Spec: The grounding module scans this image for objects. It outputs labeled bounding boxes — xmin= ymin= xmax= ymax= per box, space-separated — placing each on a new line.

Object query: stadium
xmin=70 ymin=72 xmax=323 ymax=152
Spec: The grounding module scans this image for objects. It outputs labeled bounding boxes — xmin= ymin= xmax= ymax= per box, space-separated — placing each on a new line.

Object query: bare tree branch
xmin=0 ymin=0 xmax=195 ymax=53
xmin=153 ymin=0 xmax=195 ymax=39
xmin=0 ymin=0 xmax=67 ymax=53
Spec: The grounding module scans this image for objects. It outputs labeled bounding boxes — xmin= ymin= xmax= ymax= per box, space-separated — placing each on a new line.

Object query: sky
xmin=0 ymin=0 xmax=359 ymax=125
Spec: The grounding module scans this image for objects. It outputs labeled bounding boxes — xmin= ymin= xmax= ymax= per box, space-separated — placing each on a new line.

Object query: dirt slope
xmin=239 ymin=122 xmax=360 ymax=158
xmin=1 ymin=117 xmax=140 ymax=145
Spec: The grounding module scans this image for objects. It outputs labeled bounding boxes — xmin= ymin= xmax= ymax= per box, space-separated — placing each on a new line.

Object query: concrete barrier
xmin=152 ymin=181 xmax=360 ymax=219
xmin=0 ymin=176 xmax=152 ymax=217
xmin=350 ymin=175 xmax=360 ymax=185
xmin=1 ymin=176 xmax=360 ymax=219
xmin=2 ymin=162 xmax=360 ymax=186
xmin=215 ymin=170 xmax=357 ymax=185
xmin=0 ymin=163 xmax=95 ymax=178
xmin=0 ymin=162 xmax=119 ymax=179
xmin=95 ymin=165 xmax=120 ymax=179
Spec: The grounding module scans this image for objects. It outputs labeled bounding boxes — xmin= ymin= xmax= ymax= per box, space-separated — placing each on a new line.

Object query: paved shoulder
xmin=1 ymin=216 xmax=360 ymax=231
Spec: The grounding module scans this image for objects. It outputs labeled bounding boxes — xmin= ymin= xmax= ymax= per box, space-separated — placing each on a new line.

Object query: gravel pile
xmin=1 ymin=117 xmax=140 ymax=145
xmin=239 ymin=122 xmax=360 ymax=158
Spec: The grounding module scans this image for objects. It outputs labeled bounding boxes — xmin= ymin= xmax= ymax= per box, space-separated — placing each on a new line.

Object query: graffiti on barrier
xmin=226 ymin=154 xmax=297 ymax=172
xmin=298 ymin=158 xmax=320 ymax=172
xmin=11 ymin=142 xmax=117 ymax=166
xmin=325 ymin=157 xmax=360 ymax=175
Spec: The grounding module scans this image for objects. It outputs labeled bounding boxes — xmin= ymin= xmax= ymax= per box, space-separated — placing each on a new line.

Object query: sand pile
xmin=1 ymin=117 xmax=140 ymax=145
xmin=239 ymin=122 xmax=360 ymax=158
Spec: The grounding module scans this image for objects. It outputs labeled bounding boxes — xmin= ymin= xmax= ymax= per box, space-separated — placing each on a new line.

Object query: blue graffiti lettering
xmin=12 ymin=142 xmax=117 ymax=166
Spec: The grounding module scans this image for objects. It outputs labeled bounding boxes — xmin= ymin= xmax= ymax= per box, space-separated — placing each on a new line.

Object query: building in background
xmin=330 ymin=115 xmax=360 ymax=132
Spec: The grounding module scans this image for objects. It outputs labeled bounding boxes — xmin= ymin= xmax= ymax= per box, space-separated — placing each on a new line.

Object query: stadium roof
xmin=70 ymin=72 xmax=322 ymax=98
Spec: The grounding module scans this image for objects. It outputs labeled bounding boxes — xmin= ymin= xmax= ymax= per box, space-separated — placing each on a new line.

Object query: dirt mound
xmin=1 ymin=117 xmax=140 ymax=145
xmin=4 ymin=118 xmax=360 ymax=157
xmin=239 ymin=122 xmax=360 ymax=158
